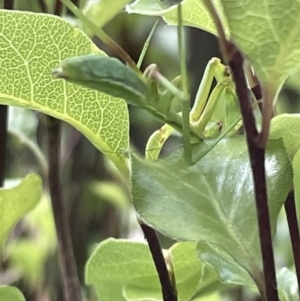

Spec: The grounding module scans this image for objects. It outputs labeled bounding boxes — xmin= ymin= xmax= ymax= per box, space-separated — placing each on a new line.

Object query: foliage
xmin=0 ymin=1 xmax=300 ymax=301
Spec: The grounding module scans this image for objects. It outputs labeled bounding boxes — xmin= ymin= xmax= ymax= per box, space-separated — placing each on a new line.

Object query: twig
xmin=0 ymin=106 xmax=7 ymax=187
xmin=3 ymin=0 xmax=13 ymax=9
xmin=46 ymin=116 xmax=82 ymax=301
xmin=54 ymin=0 xmax=63 ymax=16
xmin=37 ymin=0 xmax=48 ymax=13
xmin=139 ymin=222 xmax=177 ymax=301
xmin=202 ymin=1 xmax=278 ymax=300
xmin=284 ymin=190 xmax=300 ymax=293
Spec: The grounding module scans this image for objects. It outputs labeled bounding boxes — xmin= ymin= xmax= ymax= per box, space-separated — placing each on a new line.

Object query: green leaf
xmin=170 ymin=242 xmax=220 ymax=300
xmin=0 ymin=10 xmax=129 ymax=178
xmin=83 ymin=0 xmax=132 ymax=36
xmin=220 ymin=0 xmax=300 ymax=102
xmin=0 ymin=286 xmax=25 ymax=301
xmin=53 ymin=55 xmax=147 ymax=106
xmin=126 ymin=0 xmax=229 ymax=36
xmin=132 ymin=138 xmax=292 ymax=288
xmin=270 ymin=113 xmax=300 ymax=160
xmin=85 ymin=238 xmax=161 ymax=301
xmin=197 ymin=241 xmax=255 ymax=288
xmin=85 ymin=239 xmax=219 ymax=301
xmin=0 ymin=174 xmax=42 ymax=248
xmin=277 ymin=268 xmax=298 ymax=301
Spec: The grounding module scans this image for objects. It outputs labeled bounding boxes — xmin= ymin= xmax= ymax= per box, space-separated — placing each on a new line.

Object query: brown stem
xmin=284 ymin=190 xmax=300 ymax=293
xmin=3 ymin=0 xmax=13 ymax=9
xmin=46 ymin=116 xmax=82 ymax=301
xmin=37 ymin=0 xmax=48 ymax=12
xmin=0 ymin=106 xmax=7 ymax=187
xmin=139 ymin=222 xmax=177 ymax=301
xmin=228 ymin=44 xmax=279 ymax=301
xmin=202 ymin=2 xmax=279 ymax=300
xmin=54 ymin=0 xmax=63 ymax=16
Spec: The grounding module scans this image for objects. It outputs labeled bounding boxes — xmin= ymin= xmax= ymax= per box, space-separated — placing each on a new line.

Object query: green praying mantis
xmin=52 ymin=1 xmax=246 ymax=165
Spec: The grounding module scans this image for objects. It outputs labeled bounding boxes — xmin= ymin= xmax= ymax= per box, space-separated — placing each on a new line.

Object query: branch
xmin=0 ymin=106 xmax=7 ymax=187
xmin=202 ymin=2 xmax=278 ymax=300
xmin=139 ymin=222 xmax=177 ymax=301
xmin=3 ymin=0 xmax=14 ymax=9
xmin=284 ymin=190 xmax=300 ymax=293
xmin=54 ymin=0 xmax=63 ymax=16
xmin=46 ymin=116 xmax=82 ymax=301
xmin=37 ymin=0 xmax=48 ymax=13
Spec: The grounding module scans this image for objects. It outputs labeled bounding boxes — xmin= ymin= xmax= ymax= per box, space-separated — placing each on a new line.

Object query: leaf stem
xmin=284 ymin=189 xmax=300 ymax=293
xmin=46 ymin=116 xmax=82 ymax=301
xmin=202 ymin=2 xmax=278 ymax=300
xmin=139 ymin=222 xmax=177 ymax=301
xmin=60 ymin=0 xmax=140 ymax=74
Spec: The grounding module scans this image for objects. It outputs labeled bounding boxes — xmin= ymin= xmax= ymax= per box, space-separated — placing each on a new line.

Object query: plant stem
xmin=139 ymin=222 xmax=177 ymax=301
xmin=54 ymin=0 xmax=63 ymax=15
xmin=178 ymin=3 xmax=192 ymax=165
xmin=284 ymin=189 xmax=300 ymax=293
xmin=3 ymin=0 xmax=13 ymax=9
xmin=137 ymin=19 xmax=159 ymax=69
xmin=37 ymin=0 xmax=48 ymax=12
xmin=46 ymin=116 xmax=82 ymax=301
xmin=229 ymin=50 xmax=278 ymax=301
xmin=202 ymin=2 xmax=278 ymax=300
xmin=0 ymin=106 xmax=7 ymax=187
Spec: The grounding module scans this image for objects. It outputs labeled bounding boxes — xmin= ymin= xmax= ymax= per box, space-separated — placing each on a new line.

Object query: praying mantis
xmin=53 ymin=1 xmax=244 ymax=166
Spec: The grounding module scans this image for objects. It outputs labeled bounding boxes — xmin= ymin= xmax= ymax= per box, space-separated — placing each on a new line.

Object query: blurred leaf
xmin=126 ymin=0 xmax=228 ymax=36
xmin=132 ymin=138 xmax=292 ymax=288
xmin=277 ymin=268 xmax=298 ymax=301
xmin=0 ymin=10 xmax=129 ymax=178
xmin=270 ymin=114 xmax=300 ymax=160
xmin=7 ymin=195 xmax=56 ymax=287
xmin=83 ymin=0 xmax=132 ymax=36
xmin=197 ymin=241 xmax=255 ymax=288
xmin=88 ymin=181 xmax=129 ymax=210
xmin=0 ymin=174 xmax=42 ymax=248
xmin=0 ymin=286 xmax=25 ymax=301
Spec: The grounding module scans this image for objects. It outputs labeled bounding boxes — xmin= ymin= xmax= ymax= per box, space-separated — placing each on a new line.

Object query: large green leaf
xmin=0 ymin=10 xmax=129 ymax=178
xmin=85 ymin=239 xmax=219 ymax=301
xmin=126 ymin=0 xmax=228 ymax=36
xmin=0 ymin=174 xmax=42 ymax=248
xmin=0 ymin=286 xmax=25 ymax=301
xmin=220 ymin=0 xmax=300 ymax=104
xmin=132 ymin=137 xmax=292 ymax=288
